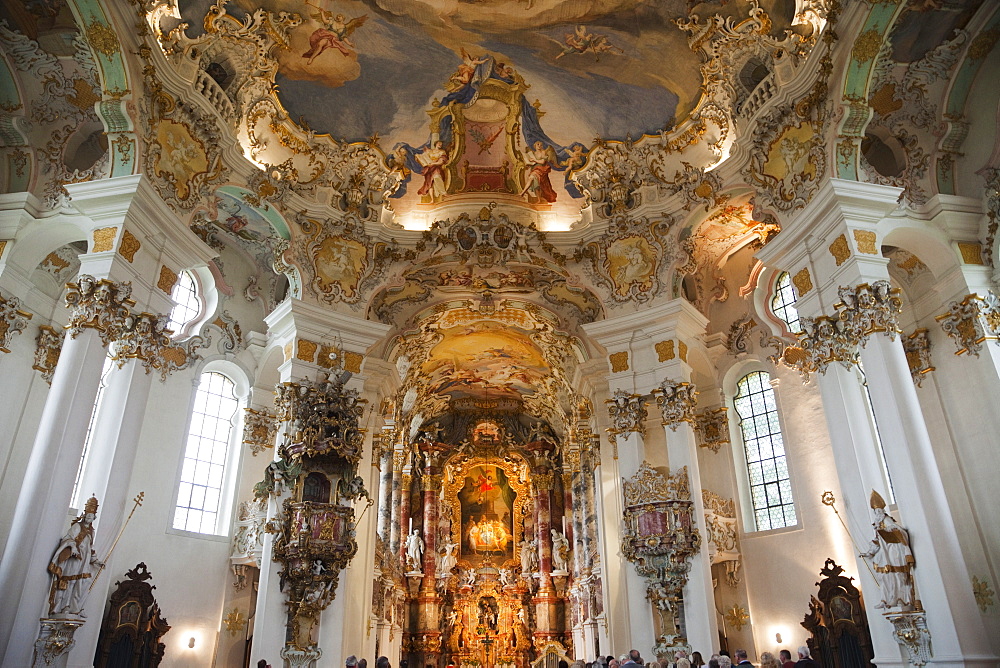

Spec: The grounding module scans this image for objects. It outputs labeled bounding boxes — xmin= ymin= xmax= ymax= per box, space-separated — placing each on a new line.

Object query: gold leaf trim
xmin=610 ymin=351 xmax=629 ymax=373
xmin=92 ymin=227 xmax=117 ymax=253
xmin=119 ymin=230 xmax=141 ymax=263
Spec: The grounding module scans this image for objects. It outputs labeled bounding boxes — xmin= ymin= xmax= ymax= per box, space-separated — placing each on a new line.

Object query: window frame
xmin=71 ymin=352 xmax=115 ymax=510
xmin=165 ymin=266 xmax=218 ymax=340
xmin=166 ymin=270 xmax=202 ymax=338
xmin=167 ymin=361 xmax=249 ymax=539
xmin=726 ymin=364 xmax=800 ymax=534
xmin=768 ymin=270 xmax=802 ymax=336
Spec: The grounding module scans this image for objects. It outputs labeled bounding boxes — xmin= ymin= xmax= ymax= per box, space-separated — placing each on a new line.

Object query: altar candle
xmin=409 ymin=517 xmax=413 ymax=533
xmin=562 ymin=516 xmax=567 ymax=536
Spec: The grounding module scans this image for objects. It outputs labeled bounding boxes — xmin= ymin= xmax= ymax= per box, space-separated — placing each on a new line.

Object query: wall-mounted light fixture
xmin=776 ymin=632 xmax=783 ymax=644
xmin=188 ymin=637 xmax=196 ymax=649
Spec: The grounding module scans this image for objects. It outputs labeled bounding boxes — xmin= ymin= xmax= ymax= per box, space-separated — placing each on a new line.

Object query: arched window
xmin=72 ymin=353 xmax=115 ymax=508
xmin=734 ymin=370 xmax=797 ymax=531
xmin=857 ymin=364 xmax=895 ymax=504
xmin=770 ymin=271 xmax=801 ymax=334
xmin=167 ymin=271 xmax=201 ymax=337
xmin=172 ymin=371 xmax=240 ymax=534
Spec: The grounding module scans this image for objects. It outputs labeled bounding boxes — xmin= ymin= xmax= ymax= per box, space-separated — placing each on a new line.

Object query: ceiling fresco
xmin=421 ymin=321 xmax=551 ymax=404
xmin=888 ymin=0 xmax=984 ymax=63
xmin=177 ymin=0 xmax=797 ymax=144
xmin=168 ymin=0 xmax=799 ymax=216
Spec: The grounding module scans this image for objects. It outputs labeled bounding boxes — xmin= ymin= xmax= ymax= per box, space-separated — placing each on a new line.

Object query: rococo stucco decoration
xmin=607 ymin=390 xmax=648 ymax=441
xmin=0 ymin=289 xmax=32 ymax=353
xmin=653 ymin=379 xmax=698 ymax=431
xmin=621 ymin=462 xmax=700 ymax=657
xmin=702 ymin=491 xmax=740 ymax=588
xmin=3 ymin=0 xmax=999 ymax=664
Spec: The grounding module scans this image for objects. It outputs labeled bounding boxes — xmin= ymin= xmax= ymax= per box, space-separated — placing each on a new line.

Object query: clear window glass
xmin=72 ymin=353 xmax=115 ymax=508
xmin=167 ymin=271 xmax=200 ymax=336
xmin=770 ymin=271 xmax=801 ymax=334
xmin=734 ymin=370 xmax=797 ymax=531
xmin=857 ymin=364 xmax=895 ymax=505
xmin=173 ymin=371 xmax=239 ymax=534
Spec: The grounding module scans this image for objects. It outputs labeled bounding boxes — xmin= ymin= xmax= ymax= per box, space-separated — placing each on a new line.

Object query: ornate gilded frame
xmin=444 ymin=453 xmax=530 ymax=568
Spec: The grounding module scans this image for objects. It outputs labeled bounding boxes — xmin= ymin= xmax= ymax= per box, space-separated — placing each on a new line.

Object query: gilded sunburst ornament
xmin=224 ymin=608 xmax=247 ymax=636
xmin=973 ymin=576 xmax=995 ymax=612
xmin=725 ymin=604 xmax=750 ymax=631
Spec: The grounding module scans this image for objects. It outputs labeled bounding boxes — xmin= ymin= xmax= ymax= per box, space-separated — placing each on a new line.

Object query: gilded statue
xmin=48 ymin=496 xmax=103 ymax=616
xmin=860 ymin=491 xmax=916 ymax=609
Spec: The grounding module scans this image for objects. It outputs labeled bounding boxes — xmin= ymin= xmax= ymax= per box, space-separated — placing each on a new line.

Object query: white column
xmin=859 ymin=336 xmax=994 ymax=664
xmin=810 ymin=364 xmax=906 ymax=664
xmin=65 ymin=357 xmax=155 ymax=668
xmin=661 ymin=418 xmax=718 ymax=654
xmin=613 ymin=430 xmax=657 ymax=656
xmin=0 ymin=326 xmax=108 ymax=666
xmin=249 ymin=357 xmax=309 ymax=661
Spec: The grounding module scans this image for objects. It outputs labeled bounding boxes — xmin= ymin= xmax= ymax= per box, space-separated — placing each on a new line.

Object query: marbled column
xmin=417 ymin=466 xmax=442 ymax=668
xmin=532 ymin=470 xmax=561 ymax=646
xmin=562 ymin=471 xmax=574 ymax=549
xmin=581 ymin=454 xmax=598 ymax=571
xmin=421 ymin=468 xmax=439 ymax=583
xmin=570 ymin=468 xmax=585 ymax=578
xmin=398 ymin=473 xmax=412 ymax=565
xmin=534 ymin=476 xmax=553 ymax=586
xmin=389 ymin=454 xmax=404 ymax=557
xmin=376 ymin=446 xmax=394 ymax=544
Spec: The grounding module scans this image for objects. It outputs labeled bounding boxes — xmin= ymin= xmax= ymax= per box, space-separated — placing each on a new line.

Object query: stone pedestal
xmin=33 ymin=617 xmax=85 ymax=668
xmin=280 ymin=644 xmax=322 ymax=668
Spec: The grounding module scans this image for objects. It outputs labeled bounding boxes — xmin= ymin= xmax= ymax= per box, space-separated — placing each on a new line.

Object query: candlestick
xmin=562 ymin=515 xmax=567 ymax=536
xmin=409 ymin=517 xmax=413 ymax=533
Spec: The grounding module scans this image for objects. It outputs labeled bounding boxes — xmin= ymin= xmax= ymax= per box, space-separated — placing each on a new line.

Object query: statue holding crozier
xmin=860 ymin=490 xmax=916 ymax=609
xmin=47 ymin=496 xmax=104 ymax=616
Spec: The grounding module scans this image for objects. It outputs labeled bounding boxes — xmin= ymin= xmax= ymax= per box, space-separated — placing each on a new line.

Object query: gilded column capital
xmin=32 ymin=325 xmax=63 ymax=384
xmin=0 ymin=290 xmax=32 ymax=353
xmin=606 ymin=389 xmax=647 ymax=440
xmin=785 ymin=281 xmax=903 ymax=379
xmin=401 ymin=473 xmax=413 ymax=490
xmin=902 ymin=329 xmax=934 ymax=386
xmin=835 ymin=280 xmax=902 ymax=342
xmin=393 ymin=450 xmax=406 ymax=473
xmin=420 ymin=473 xmax=443 ymax=491
xmin=653 ymin=378 xmax=697 ymax=431
xmin=694 ymin=407 xmax=730 ymax=453
xmin=371 ymin=431 xmax=391 ymax=467
xmin=533 ymin=470 xmax=555 ymax=491
xmin=935 ymin=292 xmax=1000 ymax=357
xmin=243 ymin=408 xmax=277 ymax=457
xmin=563 ymin=448 xmax=581 ymax=472
xmin=112 ymin=311 xmax=172 ymax=369
xmin=794 ymin=315 xmax=859 ymax=376
xmin=64 ymin=275 xmax=134 ymax=345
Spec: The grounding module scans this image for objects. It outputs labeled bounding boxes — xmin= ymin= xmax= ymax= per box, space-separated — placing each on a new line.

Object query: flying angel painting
xmin=302 ymin=6 xmax=368 ymax=65
xmin=555 ymin=25 xmax=624 ymax=61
